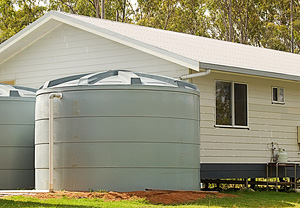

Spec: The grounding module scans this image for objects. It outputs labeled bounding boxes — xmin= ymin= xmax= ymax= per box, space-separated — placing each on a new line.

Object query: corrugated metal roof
xmin=1 ymin=11 xmax=300 ymax=81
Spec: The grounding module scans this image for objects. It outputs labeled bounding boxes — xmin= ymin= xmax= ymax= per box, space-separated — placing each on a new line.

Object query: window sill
xmin=272 ymin=101 xmax=285 ymax=105
xmin=214 ymin=125 xmax=250 ymax=130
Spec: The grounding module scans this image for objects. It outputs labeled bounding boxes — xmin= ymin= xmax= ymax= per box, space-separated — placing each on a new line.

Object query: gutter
xmin=179 ymin=69 xmax=211 ymax=80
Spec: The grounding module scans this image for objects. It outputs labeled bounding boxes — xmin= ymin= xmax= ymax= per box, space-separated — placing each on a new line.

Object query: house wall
xmin=0 ymin=24 xmax=188 ymax=88
xmin=194 ymin=71 xmax=300 ymax=178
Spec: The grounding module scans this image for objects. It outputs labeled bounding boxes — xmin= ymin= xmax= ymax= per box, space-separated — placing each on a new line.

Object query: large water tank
xmin=35 ymin=70 xmax=200 ymax=191
xmin=0 ymin=84 xmax=36 ymax=189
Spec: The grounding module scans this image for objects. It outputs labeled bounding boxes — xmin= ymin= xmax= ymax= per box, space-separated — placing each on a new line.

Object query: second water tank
xmin=0 ymin=84 xmax=36 ymax=189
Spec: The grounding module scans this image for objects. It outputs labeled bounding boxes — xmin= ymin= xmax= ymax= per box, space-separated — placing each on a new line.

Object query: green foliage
xmin=48 ymin=0 xmax=135 ymax=22
xmin=48 ymin=0 xmax=98 ymax=17
xmin=134 ymin=0 xmax=209 ymax=36
xmin=0 ymin=0 xmax=46 ymax=43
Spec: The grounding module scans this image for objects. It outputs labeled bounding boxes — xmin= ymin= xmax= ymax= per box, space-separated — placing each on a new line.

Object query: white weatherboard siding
xmin=195 ymin=71 xmax=300 ymax=164
xmin=0 ymin=24 xmax=188 ymax=88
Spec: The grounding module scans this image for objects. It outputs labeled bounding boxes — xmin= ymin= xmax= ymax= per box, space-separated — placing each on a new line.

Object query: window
xmin=272 ymin=87 xmax=284 ymax=104
xmin=216 ymin=81 xmax=248 ymax=127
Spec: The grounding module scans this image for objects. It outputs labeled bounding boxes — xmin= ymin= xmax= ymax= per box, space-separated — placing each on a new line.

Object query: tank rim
xmin=36 ymin=85 xmax=200 ymax=97
xmin=0 ymin=96 xmax=36 ymax=101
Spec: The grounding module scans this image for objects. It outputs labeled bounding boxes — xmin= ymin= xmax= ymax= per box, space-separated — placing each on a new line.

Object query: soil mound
xmin=32 ymin=190 xmax=237 ymax=205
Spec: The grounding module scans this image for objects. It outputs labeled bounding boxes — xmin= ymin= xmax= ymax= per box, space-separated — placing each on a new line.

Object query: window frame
xmin=272 ymin=86 xmax=285 ymax=104
xmin=215 ymin=80 xmax=249 ymax=129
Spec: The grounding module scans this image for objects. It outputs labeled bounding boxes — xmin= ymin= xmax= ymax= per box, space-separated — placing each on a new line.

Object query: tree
xmin=134 ymin=0 xmax=209 ymax=37
xmin=49 ymin=0 xmax=134 ymax=22
xmin=257 ymin=0 xmax=300 ymax=53
xmin=171 ymin=0 xmax=209 ymax=36
xmin=206 ymin=0 xmax=261 ymax=44
xmin=0 ymin=0 xmax=46 ymax=43
xmin=205 ymin=0 xmax=300 ymax=53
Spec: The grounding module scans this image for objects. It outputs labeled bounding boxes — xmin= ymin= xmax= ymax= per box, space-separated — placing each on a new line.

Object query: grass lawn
xmin=1 ymin=190 xmax=300 ymax=207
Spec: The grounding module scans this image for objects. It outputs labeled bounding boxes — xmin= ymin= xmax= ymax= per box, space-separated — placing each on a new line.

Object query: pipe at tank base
xmin=179 ymin=70 xmax=211 ymax=80
xmin=48 ymin=93 xmax=63 ymax=192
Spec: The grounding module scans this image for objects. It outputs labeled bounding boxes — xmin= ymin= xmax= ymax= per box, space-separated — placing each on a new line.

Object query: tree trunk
xmin=228 ymin=0 xmax=233 ymax=42
xmin=290 ymin=0 xmax=294 ymax=53
xmin=101 ymin=0 xmax=105 ymax=19
xmin=244 ymin=0 xmax=249 ymax=44
xmin=116 ymin=10 xmax=119 ymax=21
xmin=93 ymin=0 xmax=100 ymax=18
xmin=122 ymin=0 xmax=126 ymax=22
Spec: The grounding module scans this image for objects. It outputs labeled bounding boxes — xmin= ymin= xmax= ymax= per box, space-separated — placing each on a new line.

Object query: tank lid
xmin=41 ymin=70 xmax=198 ymax=91
xmin=0 ymin=84 xmax=36 ymax=97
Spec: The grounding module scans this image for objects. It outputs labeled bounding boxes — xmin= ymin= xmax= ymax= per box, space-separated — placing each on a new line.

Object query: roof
xmin=1 ymin=11 xmax=300 ymax=81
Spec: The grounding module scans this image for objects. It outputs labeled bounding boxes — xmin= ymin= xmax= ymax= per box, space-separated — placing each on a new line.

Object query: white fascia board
xmin=50 ymin=13 xmax=200 ymax=71
xmin=200 ymin=62 xmax=300 ymax=81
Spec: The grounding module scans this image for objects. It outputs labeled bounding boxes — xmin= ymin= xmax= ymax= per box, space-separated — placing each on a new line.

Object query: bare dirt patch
xmin=30 ymin=190 xmax=237 ymax=205
xmin=128 ymin=190 xmax=237 ymax=205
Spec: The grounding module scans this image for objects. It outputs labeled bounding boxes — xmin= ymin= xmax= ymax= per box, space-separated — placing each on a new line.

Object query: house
xmin=1 ymin=11 xmax=300 ymax=181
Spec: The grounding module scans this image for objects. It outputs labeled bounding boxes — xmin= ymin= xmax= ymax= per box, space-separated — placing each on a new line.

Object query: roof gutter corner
xmin=179 ymin=69 xmax=211 ymax=80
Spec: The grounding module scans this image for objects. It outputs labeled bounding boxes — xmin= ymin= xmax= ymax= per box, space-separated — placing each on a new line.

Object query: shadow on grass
xmin=0 ymin=198 xmax=94 ymax=208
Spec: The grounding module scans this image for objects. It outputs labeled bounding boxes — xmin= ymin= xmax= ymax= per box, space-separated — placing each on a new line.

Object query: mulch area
xmin=29 ymin=190 xmax=237 ymax=205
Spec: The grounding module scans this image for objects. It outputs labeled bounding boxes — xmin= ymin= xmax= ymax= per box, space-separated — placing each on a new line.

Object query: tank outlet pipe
xmin=179 ymin=69 xmax=211 ymax=80
xmin=48 ymin=93 xmax=63 ymax=192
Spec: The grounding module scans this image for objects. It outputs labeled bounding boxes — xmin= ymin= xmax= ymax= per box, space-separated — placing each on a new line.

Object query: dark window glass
xmin=273 ymin=88 xmax=278 ymax=101
xmin=216 ymin=81 xmax=232 ymax=125
xmin=234 ymin=83 xmax=247 ymax=126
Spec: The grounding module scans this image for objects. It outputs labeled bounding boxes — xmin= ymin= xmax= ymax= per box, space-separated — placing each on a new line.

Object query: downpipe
xmin=48 ymin=93 xmax=63 ymax=192
xmin=180 ymin=69 xmax=211 ymax=190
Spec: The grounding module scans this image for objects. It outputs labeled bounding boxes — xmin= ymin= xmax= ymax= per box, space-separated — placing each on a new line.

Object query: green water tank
xmin=35 ymin=70 xmax=200 ymax=191
xmin=0 ymin=84 xmax=36 ymax=189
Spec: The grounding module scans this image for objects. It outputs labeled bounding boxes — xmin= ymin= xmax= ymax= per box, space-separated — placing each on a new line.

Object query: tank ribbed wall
xmin=0 ymin=96 xmax=35 ymax=189
xmin=35 ymin=71 xmax=200 ymax=191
